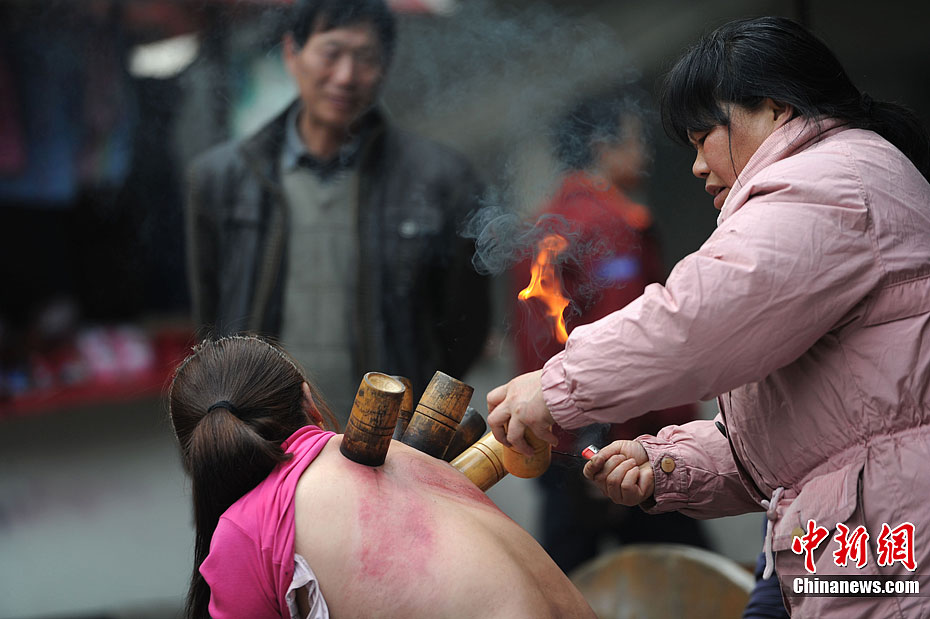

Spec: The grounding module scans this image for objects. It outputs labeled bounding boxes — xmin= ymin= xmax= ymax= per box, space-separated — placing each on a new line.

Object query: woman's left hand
xmin=583 ymin=440 xmax=654 ymax=506
xmin=487 ymin=370 xmax=558 ymax=457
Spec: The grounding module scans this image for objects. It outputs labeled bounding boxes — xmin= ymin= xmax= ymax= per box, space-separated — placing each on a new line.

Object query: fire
xmin=519 ymin=234 xmax=570 ymax=343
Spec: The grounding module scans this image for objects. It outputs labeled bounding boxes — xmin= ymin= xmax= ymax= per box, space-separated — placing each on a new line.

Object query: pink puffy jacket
xmin=543 ymin=117 xmax=930 ymax=617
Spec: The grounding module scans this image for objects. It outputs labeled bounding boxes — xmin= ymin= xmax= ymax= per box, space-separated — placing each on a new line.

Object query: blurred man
xmin=186 ymin=0 xmax=490 ymax=424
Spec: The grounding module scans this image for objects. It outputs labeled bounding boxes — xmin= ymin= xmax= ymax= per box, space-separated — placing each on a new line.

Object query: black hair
xmin=288 ymin=0 xmax=397 ymax=67
xmin=659 ymin=16 xmax=930 ymax=181
xmin=554 ymin=86 xmax=651 ymax=171
xmin=167 ymin=335 xmax=337 ymax=619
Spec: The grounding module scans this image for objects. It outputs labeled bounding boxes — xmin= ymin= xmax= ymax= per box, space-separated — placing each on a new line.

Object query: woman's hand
xmin=583 ymin=440 xmax=655 ymax=506
xmin=487 ymin=370 xmax=558 ymax=457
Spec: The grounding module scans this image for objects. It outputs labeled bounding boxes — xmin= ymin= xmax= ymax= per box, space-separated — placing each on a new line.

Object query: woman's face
xmin=688 ymin=100 xmax=789 ymax=209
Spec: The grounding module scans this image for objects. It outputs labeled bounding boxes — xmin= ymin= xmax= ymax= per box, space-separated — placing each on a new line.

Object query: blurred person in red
xmin=512 ymin=87 xmax=708 ymax=573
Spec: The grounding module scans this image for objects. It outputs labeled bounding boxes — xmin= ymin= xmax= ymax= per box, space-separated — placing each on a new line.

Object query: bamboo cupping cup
xmin=444 ymin=406 xmax=488 ymax=462
xmin=400 ymin=371 xmax=474 ymax=459
xmin=450 ymin=431 xmax=507 ymax=491
xmin=391 ymin=376 xmax=415 ymax=440
xmin=451 ymin=428 xmax=552 ymax=491
xmin=339 ymin=372 xmax=406 ymax=466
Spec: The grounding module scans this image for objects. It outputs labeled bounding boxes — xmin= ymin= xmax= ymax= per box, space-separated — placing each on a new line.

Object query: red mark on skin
xmin=403 ymin=462 xmax=501 ymax=512
xmin=338 ymin=446 xmax=505 ymax=607
xmin=343 ymin=463 xmax=437 ymax=586
xmin=356 ymin=485 xmax=433 ymax=580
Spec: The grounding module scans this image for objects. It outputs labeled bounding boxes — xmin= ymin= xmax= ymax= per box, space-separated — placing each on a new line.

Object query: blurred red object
xmin=0 ymin=325 xmax=195 ymax=418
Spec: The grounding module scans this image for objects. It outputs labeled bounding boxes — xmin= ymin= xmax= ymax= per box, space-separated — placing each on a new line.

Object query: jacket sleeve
xmin=542 ymin=165 xmax=881 ymax=429
xmin=637 ymin=416 xmax=764 ymax=518
xmin=185 ymin=156 xmax=220 ymax=332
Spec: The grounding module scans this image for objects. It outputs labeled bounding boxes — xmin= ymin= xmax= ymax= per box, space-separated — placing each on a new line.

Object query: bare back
xmin=293 ymin=436 xmax=595 ymax=619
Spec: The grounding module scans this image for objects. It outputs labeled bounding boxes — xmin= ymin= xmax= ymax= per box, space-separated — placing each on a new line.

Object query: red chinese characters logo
xmin=877 ymin=522 xmax=917 ymax=572
xmin=791 ymin=520 xmax=830 ymax=573
xmin=790 ymin=520 xmax=918 ymax=573
xmin=833 ymin=523 xmax=870 ymax=568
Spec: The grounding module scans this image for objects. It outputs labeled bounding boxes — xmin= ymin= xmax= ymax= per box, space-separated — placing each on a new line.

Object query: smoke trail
xmin=386 ymin=0 xmax=647 ymax=290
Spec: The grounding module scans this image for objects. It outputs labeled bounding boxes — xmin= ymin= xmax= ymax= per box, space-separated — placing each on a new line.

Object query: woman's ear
xmin=301 ymin=382 xmax=324 ymax=427
xmin=769 ymin=98 xmax=794 ymax=128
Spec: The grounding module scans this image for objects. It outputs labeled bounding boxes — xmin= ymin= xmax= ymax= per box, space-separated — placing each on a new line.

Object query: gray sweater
xmin=185 ymin=102 xmax=491 ymax=400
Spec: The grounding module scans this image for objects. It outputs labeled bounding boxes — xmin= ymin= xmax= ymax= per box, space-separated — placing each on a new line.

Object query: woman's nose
xmin=692 ymin=150 xmax=709 ymax=179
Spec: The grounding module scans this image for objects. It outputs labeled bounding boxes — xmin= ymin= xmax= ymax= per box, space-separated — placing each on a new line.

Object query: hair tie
xmin=208 ymin=400 xmax=237 ymax=414
xmin=860 ymin=92 xmax=874 ymax=117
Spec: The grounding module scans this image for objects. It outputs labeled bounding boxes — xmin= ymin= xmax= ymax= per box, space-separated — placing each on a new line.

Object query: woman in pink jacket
xmin=488 ymin=16 xmax=930 ymax=617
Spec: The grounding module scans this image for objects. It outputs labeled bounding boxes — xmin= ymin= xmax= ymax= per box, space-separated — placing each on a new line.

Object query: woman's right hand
xmin=583 ymin=440 xmax=655 ymax=506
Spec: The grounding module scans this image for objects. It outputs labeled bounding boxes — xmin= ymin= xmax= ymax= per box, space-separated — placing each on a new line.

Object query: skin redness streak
xmin=352 ymin=466 xmax=435 ymax=582
xmin=403 ymin=464 xmax=501 ymax=511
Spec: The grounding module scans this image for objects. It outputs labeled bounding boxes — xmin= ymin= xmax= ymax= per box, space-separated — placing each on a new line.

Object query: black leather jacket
xmin=185 ymin=102 xmax=490 ymax=396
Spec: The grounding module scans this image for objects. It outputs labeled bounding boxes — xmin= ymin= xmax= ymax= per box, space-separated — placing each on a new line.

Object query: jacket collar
xmin=238 ymin=98 xmax=388 ymax=187
xmin=719 ymin=116 xmax=846 ymax=222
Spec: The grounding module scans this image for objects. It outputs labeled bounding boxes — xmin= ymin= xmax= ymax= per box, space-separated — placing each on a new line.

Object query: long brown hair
xmin=167 ymin=334 xmax=337 ymax=619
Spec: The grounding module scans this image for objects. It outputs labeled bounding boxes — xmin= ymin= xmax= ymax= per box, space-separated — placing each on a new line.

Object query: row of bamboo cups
xmin=339 ymin=371 xmax=551 ymax=491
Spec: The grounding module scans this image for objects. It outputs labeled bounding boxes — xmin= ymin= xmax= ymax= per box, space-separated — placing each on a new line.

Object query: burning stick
xmin=519 ymin=234 xmax=571 ymax=344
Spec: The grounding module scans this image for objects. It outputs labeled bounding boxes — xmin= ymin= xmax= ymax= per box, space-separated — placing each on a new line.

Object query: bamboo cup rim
xmin=365 ymin=372 xmax=406 ymax=393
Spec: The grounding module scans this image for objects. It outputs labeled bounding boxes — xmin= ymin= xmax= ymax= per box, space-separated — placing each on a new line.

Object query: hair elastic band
xmin=208 ymin=400 xmax=237 ymax=414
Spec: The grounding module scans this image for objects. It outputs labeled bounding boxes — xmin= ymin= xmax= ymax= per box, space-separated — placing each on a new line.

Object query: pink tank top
xmin=199 ymin=425 xmax=335 ymax=618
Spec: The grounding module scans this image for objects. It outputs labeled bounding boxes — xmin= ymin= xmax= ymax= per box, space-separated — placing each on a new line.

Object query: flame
xmin=519 ymin=234 xmax=570 ymax=343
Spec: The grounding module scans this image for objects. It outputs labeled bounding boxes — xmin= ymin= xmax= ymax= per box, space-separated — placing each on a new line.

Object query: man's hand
xmin=486 ymin=370 xmax=558 ymax=457
xmin=583 ymin=440 xmax=655 ymax=506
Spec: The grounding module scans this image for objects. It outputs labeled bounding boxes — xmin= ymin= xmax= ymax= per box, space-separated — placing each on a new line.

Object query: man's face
xmin=284 ymin=21 xmax=385 ymax=131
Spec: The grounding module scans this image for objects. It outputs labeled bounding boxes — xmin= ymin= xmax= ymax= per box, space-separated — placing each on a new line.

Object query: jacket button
xmin=660 ymin=456 xmax=676 ymax=473
xmin=792 ymin=526 xmax=805 ymax=539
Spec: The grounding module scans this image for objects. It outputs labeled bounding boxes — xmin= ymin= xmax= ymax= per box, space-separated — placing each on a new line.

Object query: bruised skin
xmin=294 ymin=436 xmax=595 ymax=619
xmin=347 ymin=440 xmax=502 ymax=583
xmin=350 ymin=453 xmax=465 ymax=585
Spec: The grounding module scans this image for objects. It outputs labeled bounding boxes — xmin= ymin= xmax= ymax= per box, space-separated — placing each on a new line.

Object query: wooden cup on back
xmin=391 ymin=376 xmax=415 ymax=440
xmin=339 ymin=372 xmax=406 ymax=466
xmin=444 ymin=406 xmax=488 ymax=462
xmin=450 ymin=431 xmax=507 ymax=491
xmin=401 ymin=371 xmax=473 ymax=459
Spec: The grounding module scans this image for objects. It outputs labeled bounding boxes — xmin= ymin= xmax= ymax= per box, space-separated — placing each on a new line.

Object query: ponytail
xmin=185 ymin=406 xmax=292 ymax=618
xmin=167 ymin=335 xmax=335 ymax=619
xmin=858 ymin=96 xmax=930 ymax=182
